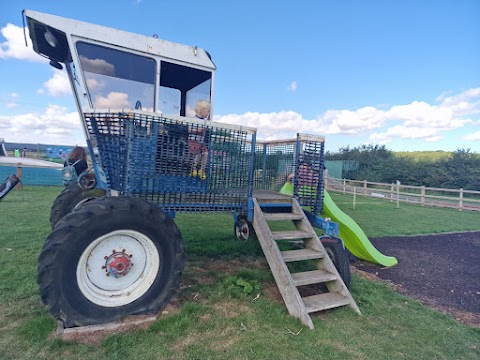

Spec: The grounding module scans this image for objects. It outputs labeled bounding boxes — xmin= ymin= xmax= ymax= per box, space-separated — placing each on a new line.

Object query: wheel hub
xmin=103 ymin=250 xmax=133 ymax=278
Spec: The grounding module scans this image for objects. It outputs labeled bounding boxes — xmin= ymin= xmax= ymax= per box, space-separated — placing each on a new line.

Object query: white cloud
xmin=437 ymin=87 xmax=480 ymax=117
xmin=217 ymin=88 xmax=480 ymax=145
xmin=2 ymin=93 xmax=20 ymax=109
xmin=369 ymin=125 xmax=440 ymax=142
xmin=94 ymin=92 xmax=130 ymax=108
xmin=1 ymin=88 xmax=479 ymax=150
xmin=463 ymin=131 xmax=480 ymax=141
xmin=86 ymin=78 xmax=105 ymax=92
xmin=5 ymin=102 xmax=17 ymax=109
xmin=41 ymin=70 xmax=72 ymax=97
xmin=0 ymin=105 xmax=84 ymax=145
xmin=80 ymin=56 xmax=115 ymax=75
xmin=0 ymin=24 xmax=45 ymax=62
xmin=287 ymin=81 xmax=298 ymax=92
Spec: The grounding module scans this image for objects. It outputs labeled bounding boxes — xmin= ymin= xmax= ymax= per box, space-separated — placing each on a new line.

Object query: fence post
xmin=421 ymin=186 xmax=425 ymax=207
xmin=353 ymin=186 xmax=356 ymax=209
xmin=459 ymin=188 xmax=463 ymax=211
xmin=363 ymin=180 xmax=367 ymax=195
xmin=16 ymin=163 xmax=23 ymax=189
xmin=343 ymin=178 xmax=346 ymax=194
xmin=396 ymin=180 xmax=400 ymax=208
xmin=390 ymin=183 xmax=394 ymax=202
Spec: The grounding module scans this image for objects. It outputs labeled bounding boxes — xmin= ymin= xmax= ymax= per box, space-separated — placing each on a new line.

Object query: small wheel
xmin=78 ymin=172 xmax=97 ymax=190
xmin=50 ymin=186 xmax=106 ymax=229
xmin=321 ymin=237 xmax=351 ymax=288
xmin=38 ymin=196 xmax=185 ymax=327
xmin=234 ymin=215 xmax=256 ymax=241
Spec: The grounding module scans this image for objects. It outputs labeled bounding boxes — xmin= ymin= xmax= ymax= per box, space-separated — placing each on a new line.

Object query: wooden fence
xmin=325 ymin=176 xmax=480 ymax=212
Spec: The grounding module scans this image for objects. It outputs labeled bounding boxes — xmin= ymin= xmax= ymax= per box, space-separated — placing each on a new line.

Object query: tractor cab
xmin=25 ymin=10 xmax=215 ymax=119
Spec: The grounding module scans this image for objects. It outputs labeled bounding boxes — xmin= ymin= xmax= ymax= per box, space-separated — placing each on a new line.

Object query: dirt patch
xmin=354 ymin=231 xmax=480 ymax=327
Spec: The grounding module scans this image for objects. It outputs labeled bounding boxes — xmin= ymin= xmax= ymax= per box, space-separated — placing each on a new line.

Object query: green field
xmin=0 ymin=187 xmax=478 ymax=360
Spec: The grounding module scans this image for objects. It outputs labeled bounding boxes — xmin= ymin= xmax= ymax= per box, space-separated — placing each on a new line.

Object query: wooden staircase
xmin=252 ymin=197 xmax=360 ymax=329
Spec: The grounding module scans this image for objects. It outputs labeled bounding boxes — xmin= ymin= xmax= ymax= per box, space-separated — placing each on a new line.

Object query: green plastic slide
xmin=279 ymin=182 xmax=397 ymax=266
xmin=322 ymin=190 xmax=398 ymax=267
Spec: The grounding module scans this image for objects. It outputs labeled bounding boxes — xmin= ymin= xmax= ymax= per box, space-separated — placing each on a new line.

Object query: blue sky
xmin=0 ymin=0 xmax=479 ymax=152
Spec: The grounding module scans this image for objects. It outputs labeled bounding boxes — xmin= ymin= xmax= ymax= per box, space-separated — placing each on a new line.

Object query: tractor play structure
xmin=24 ymin=10 xmax=395 ymax=330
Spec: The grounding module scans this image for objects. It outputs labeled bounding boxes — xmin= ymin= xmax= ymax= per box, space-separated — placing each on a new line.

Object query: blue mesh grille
xmin=85 ymin=112 xmax=255 ymax=213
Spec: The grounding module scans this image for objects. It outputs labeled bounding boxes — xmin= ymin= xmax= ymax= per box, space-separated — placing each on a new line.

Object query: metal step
xmin=263 ymin=213 xmax=304 ymax=221
xmin=272 ymin=230 xmax=314 ymax=241
xmin=303 ymin=292 xmax=351 ymax=314
xmin=291 ymin=270 xmax=337 ymax=286
xmin=281 ymin=249 xmax=325 ymax=262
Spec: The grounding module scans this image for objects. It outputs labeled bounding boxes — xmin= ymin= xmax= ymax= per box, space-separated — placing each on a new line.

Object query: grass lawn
xmin=0 ymin=186 xmax=478 ymax=360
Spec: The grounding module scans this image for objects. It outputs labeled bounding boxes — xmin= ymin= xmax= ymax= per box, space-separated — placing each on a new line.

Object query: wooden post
xmin=363 ymin=180 xmax=367 ymax=195
xmin=353 ymin=186 xmax=356 ymax=209
xmin=396 ymin=180 xmax=400 ymax=209
xmin=421 ymin=186 xmax=425 ymax=207
xmin=343 ymin=178 xmax=346 ymax=194
xmin=16 ymin=163 xmax=23 ymax=189
xmin=459 ymin=188 xmax=463 ymax=211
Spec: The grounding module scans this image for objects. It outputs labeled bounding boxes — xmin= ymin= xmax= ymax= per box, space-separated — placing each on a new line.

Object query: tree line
xmin=325 ymin=145 xmax=480 ymax=191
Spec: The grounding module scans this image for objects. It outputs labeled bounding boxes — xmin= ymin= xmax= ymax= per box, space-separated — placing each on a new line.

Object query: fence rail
xmin=325 ymin=176 xmax=480 ymax=212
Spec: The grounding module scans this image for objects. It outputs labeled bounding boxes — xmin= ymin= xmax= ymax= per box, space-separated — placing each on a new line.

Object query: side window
xmin=159 ymin=61 xmax=212 ymax=117
xmin=76 ymin=42 xmax=156 ymax=110
xmin=186 ymin=79 xmax=211 ymax=118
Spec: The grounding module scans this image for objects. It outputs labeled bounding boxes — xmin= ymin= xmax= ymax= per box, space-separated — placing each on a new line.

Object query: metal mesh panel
xmin=294 ymin=135 xmax=325 ymax=215
xmin=253 ymin=136 xmax=325 ymax=215
xmin=254 ymin=141 xmax=296 ymax=192
xmin=84 ymin=112 xmax=254 ymax=212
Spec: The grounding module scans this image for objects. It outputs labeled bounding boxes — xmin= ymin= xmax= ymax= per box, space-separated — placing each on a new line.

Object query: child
xmin=189 ymin=100 xmax=212 ymax=180
xmin=280 ymin=161 xmax=319 ymax=195
xmin=64 ymin=146 xmax=88 ymax=176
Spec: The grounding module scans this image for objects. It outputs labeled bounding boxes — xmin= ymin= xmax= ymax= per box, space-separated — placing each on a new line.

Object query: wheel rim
xmin=77 ymin=229 xmax=160 ymax=307
xmin=235 ymin=220 xmax=249 ymax=241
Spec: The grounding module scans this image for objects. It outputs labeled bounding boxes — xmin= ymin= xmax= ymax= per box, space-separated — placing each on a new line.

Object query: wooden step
xmin=291 ymin=270 xmax=337 ymax=286
xmin=272 ymin=230 xmax=314 ymax=241
xmin=303 ymin=292 xmax=351 ymax=313
xmin=281 ymin=249 xmax=325 ymax=262
xmin=263 ymin=213 xmax=304 ymax=221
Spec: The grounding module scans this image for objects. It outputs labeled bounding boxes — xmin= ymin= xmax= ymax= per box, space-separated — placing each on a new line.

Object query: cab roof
xmin=24 ymin=10 xmax=216 ymax=71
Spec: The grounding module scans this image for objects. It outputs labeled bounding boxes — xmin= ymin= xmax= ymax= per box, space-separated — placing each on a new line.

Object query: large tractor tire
xmin=38 ymin=196 xmax=185 ymax=328
xmin=50 ymin=185 xmax=106 ymax=229
xmin=320 ymin=237 xmax=351 ymax=288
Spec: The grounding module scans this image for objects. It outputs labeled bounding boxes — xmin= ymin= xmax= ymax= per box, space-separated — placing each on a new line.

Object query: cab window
xmin=158 ymin=61 xmax=211 ymax=117
xmin=76 ymin=42 xmax=156 ymax=110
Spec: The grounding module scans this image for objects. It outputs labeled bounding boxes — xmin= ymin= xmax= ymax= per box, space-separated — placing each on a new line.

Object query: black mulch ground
xmin=354 ymin=231 xmax=480 ymax=327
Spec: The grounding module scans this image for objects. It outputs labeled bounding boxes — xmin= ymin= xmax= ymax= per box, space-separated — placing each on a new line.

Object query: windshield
xmin=76 ymin=42 xmax=156 ymax=110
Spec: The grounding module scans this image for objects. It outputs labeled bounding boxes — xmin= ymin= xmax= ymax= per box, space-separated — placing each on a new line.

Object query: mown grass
xmin=0 ymin=186 xmax=478 ymax=360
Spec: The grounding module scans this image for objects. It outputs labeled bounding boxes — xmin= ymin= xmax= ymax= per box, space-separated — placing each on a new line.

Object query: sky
xmin=0 ymin=0 xmax=479 ymax=153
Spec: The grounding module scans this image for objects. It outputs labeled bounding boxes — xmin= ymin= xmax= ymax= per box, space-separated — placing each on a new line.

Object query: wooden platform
xmin=252 ymin=189 xmax=292 ymax=204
